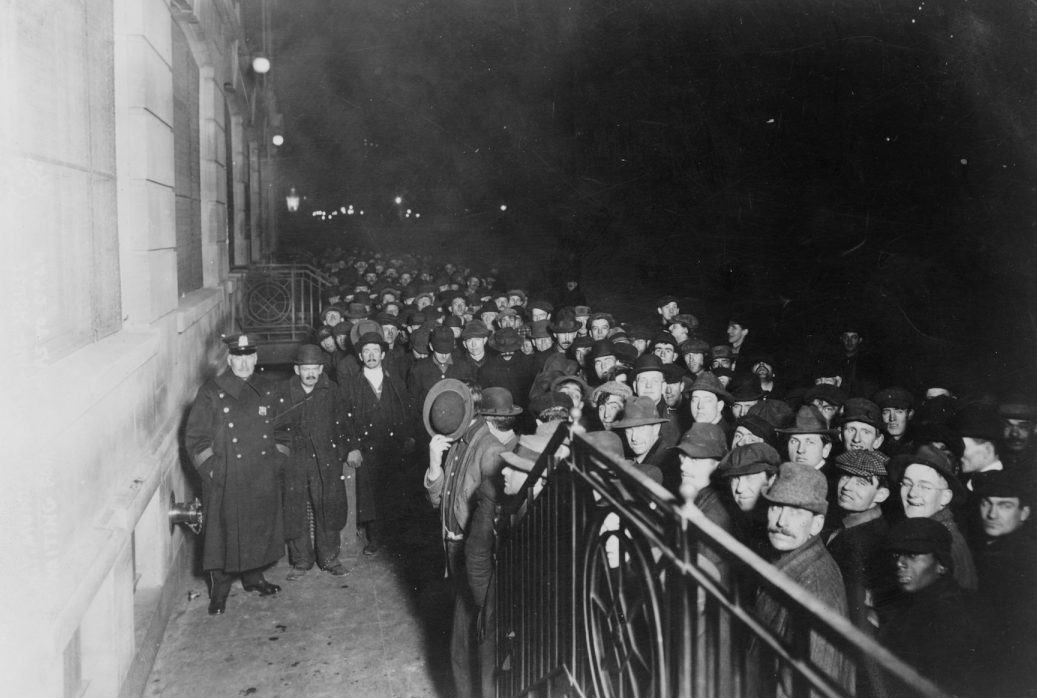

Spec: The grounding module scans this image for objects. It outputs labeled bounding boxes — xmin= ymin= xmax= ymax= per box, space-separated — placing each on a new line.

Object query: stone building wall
xmin=0 ymin=1 xmax=275 ymax=695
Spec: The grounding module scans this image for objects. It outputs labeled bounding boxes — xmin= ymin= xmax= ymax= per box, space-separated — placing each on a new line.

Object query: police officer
xmin=185 ymin=333 xmax=290 ymax=615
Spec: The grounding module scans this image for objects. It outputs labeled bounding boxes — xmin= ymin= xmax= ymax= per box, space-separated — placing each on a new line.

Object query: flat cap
xmin=763 ymin=462 xmax=829 ymax=515
xmin=674 ymin=423 xmax=728 ymax=459
xmin=886 ymin=518 xmax=953 ymax=571
xmin=718 ymin=442 xmax=781 ymax=478
xmin=834 ymin=450 xmax=889 ymax=479
xmin=874 ymin=387 xmax=915 ymax=410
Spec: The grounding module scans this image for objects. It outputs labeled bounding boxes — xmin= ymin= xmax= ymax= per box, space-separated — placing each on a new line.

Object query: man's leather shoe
xmin=208 ymin=597 xmax=227 ymax=615
xmin=322 ymin=562 xmax=350 ymax=576
xmin=362 ymin=541 xmax=380 ymax=556
xmin=286 ymin=565 xmax=312 ymax=581
xmin=242 ymin=579 xmax=282 ymax=596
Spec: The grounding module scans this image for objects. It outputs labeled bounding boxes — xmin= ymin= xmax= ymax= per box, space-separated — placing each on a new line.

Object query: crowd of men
xmin=186 ymin=247 xmax=1036 ymax=697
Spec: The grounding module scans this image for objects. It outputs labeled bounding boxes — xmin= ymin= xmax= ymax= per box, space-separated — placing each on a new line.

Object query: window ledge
xmin=175 ymin=287 xmax=224 ymax=334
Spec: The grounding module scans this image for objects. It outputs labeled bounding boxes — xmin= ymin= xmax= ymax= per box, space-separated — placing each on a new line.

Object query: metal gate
xmin=235 ymin=263 xmax=332 ymax=362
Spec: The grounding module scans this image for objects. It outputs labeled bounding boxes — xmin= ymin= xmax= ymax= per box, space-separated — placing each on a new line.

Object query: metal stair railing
xmin=235 ymin=263 xmax=333 ymax=342
xmin=495 ymin=421 xmax=949 ymax=698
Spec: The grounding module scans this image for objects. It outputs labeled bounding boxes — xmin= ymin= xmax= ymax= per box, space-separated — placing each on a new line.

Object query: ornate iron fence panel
xmin=495 ymin=422 xmax=949 ymax=698
xmin=236 ymin=264 xmax=331 ymax=343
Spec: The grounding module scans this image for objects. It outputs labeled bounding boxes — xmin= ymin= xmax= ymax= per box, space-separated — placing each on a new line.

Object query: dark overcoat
xmin=185 ymin=371 xmax=289 ymax=572
xmin=340 ymin=368 xmax=416 ymax=522
xmin=275 ymin=373 xmax=349 ymax=540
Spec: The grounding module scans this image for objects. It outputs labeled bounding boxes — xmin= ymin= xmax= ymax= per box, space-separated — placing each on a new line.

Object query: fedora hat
xmin=775 ymin=405 xmax=838 ymax=435
xmin=422 ymin=378 xmax=475 ymax=440
xmin=610 ymin=396 xmax=668 ymax=429
xmin=688 ymin=372 xmax=734 ymax=404
xmin=631 ymin=353 xmax=665 ymax=377
xmin=293 ymin=343 xmax=326 ymax=366
xmin=479 ymin=387 xmax=523 ymax=416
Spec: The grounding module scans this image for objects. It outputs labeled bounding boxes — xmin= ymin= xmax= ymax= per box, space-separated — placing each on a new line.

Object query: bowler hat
xmin=886 ymin=518 xmax=953 ymax=571
xmin=528 ymin=319 xmax=551 ymax=339
xmin=354 ymin=331 xmax=388 ymax=353
xmin=550 ymin=315 xmax=580 ymax=334
xmin=479 ymin=387 xmax=523 ymax=416
xmin=631 ymin=354 xmax=665 ymax=377
xmin=343 ymin=301 xmax=370 ymax=320
xmin=409 ymin=327 xmax=431 ymax=354
xmin=674 ymin=423 xmax=728 ymax=459
xmin=529 ymin=390 xmax=573 ymax=417
xmin=805 ymin=384 xmax=848 ymax=407
xmin=430 ymin=326 xmax=456 ymax=353
xmin=730 ymin=382 xmax=764 ymax=402
xmin=350 ymin=319 xmax=383 ymax=346
xmin=613 ymin=343 xmax=638 ymax=364
xmin=610 ymin=396 xmax=668 ymax=429
xmin=776 ymin=405 xmax=838 ymax=435
xmin=763 ymin=462 xmax=829 ymax=515
xmin=224 ymin=333 xmax=258 ymax=356
xmin=718 ymin=442 xmax=781 ymax=478
xmin=688 ymin=372 xmax=734 ymax=404
xmin=952 ymin=406 xmax=1004 ymax=443
xmin=490 ymin=328 xmax=523 ymax=353
xmin=973 ymin=469 xmax=1031 ymax=504
xmin=423 ymin=378 xmax=475 ymax=440
xmin=461 ymin=320 xmax=492 ymax=340
xmin=840 ymin=398 xmax=882 ymax=429
xmin=874 ymin=387 xmax=914 ymax=410
xmin=293 ymin=343 xmax=326 ymax=366
xmin=661 ymin=363 xmax=688 ymax=385
xmin=833 ymin=450 xmax=889 ymax=479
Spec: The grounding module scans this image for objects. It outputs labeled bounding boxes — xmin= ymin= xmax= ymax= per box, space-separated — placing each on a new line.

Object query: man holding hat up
xmin=424 ymin=381 xmax=520 ymax=698
xmin=340 ymin=331 xmax=416 ymax=555
xmin=277 ymin=345 xmax=350 ymax=580
xmin=750 ymin=462 xmax=852 ymax=695
xmin=185 ymin=333 xmax=291 ymax=615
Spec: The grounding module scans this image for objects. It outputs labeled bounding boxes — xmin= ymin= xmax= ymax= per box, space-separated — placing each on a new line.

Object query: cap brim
xmin=422 ymin=378 xmax=474 ymax=440
xmin=610 ymin=415 xmax=668 ymax=429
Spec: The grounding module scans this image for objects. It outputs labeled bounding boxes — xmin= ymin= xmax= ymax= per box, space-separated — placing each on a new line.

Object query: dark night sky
xmin=268 ymin=0 xmax=1037 ymax=387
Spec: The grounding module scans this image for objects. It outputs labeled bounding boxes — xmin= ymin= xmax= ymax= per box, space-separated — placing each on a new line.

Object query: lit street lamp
xmin=285 ymin=186 xmax=300 ymax=212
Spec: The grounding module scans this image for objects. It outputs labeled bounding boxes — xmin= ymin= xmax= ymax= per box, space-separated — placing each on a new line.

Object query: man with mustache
xmin=998 ymin=396 xmax=1037 ymax=472
xmin=750 ymin=462 xmax=852 ymax=696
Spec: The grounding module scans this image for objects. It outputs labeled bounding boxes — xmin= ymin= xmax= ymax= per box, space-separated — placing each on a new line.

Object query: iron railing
xmin=235 ymin=263 xmax=332 ymax=342
xmin=495 ymin=421 xmax=949 ymax=698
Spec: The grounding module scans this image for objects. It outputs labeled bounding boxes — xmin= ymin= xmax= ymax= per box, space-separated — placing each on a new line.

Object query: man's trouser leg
xmin=209 ymin=569 xmax=234 ymax=602
xmin=451 ymin=590 xmax=476 ymax=698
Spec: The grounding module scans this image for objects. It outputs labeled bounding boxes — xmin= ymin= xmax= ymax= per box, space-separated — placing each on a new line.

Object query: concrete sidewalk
xmin=146 ymin=463 xmax=453 ymax=697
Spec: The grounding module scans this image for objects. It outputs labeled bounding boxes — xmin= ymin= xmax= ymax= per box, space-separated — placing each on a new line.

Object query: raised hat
xmin=460 ymin=320 xmax=492 ymax=340
xmin=293 ymin=343 xmax=326 ymax=365
xmin=478 ymin=387 xmax=523 ymax=417
xmin=718 ymin=442 xmax=781 ymax=478
xmin=422 ymin=378 xmax=475 ymax=440
xmin=776 ymin=405 xmax=838 ymax=435
xmin=489 ymin=327 xmax=523 ymax=353
xmin=840 ymin=398 xmax=882 ymax=429
xmin=430 ymin=326 xmax=456 ymax=353
xmin=763 ymin=462 xmax=829 ymax=515
xmin=689 ymin=372 xmax=734 ymax=403
xmin=349 ymin=319 xmax=383 ymax=346
xmin=886 ymin=518 xmax=953 ymax=571
xmin=224 ymin=333 xmax=258 ymax=356
xmin=834 ymin=450 xmax=889 ymax=479
xmin=874 ymin=387 xmax=915 ymax=410
xmin=674 ymin=423 xmax=728 ymax=459
xmin=631 ymin=353 xmax=665 ymax=377
xmin=610 ymin=396 xmax=669 ymax=429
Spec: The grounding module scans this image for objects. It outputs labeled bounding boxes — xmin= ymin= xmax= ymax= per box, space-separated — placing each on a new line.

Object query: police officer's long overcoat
xmin=185 ymin=371 xmax=289 ymax=572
